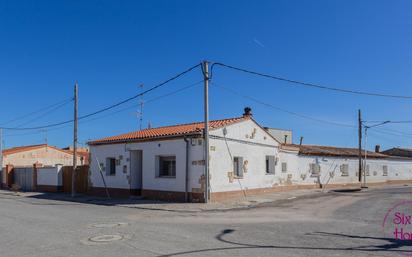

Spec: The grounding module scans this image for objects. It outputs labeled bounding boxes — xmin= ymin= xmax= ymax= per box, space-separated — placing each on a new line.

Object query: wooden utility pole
xmin=358 ymin=109 xmax=362 ymax=183
xmin=203 ymin=61 xmax=210 ymax=203
xmin=71 ymin=82 xmax=78 ymax=197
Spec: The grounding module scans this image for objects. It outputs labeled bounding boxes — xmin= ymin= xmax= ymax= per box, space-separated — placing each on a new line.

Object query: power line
xmin=14 ymin=99 xmax=73 ymax=128
xmin=2 ymin=80 xmax=203 ymax=137
xmin=0 ymin=97 xmax=73 ymax=126
xmin=1 ymin=63 xmax=201 ymax=131
xmin=211 ymin=62 xmax=412 ymax=99
xmin=210 ymin=82 xmax=355 ymax=128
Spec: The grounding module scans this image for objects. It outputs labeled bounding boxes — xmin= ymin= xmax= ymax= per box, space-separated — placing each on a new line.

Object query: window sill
xmin=157 ymin=176 xmax=176 ymax=179
xmin=234 ymin=176 xmax=244 ymax=179
xmin=265 ymin=173 xmax=275 ymax=175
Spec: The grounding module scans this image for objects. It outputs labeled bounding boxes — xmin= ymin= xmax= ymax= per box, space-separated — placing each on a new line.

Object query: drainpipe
xmin=183 ymin=137 xmax=190 ymax=203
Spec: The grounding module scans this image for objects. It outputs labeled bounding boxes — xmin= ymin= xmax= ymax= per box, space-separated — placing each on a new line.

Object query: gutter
xmin=183 ymin=137 xmax=190 ymax=203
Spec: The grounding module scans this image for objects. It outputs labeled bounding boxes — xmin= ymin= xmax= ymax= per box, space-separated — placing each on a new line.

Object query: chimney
xmin=375 ymin=145 xmax=381 ymax=153
xmin=243 ymin=107 xmax=252 ymax=117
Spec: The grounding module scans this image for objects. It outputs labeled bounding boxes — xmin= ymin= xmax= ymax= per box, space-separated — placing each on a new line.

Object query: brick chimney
xmin=375 ymin=145 xmax=381 ymax=153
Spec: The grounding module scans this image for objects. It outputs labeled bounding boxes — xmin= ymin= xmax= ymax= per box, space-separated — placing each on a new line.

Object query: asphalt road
xmin=0 ymin=186 xmax=411 ymax=257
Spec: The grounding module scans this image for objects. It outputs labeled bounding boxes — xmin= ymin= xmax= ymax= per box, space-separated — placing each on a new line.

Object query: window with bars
xmin=340 ymin=164 xmax=349 ymax=176
xmin=158 ymin=156 xmax=176 ymax=177
xmin=310 ymin=163 xmax=321 ymax=176
xmin=233 ymin=157 xmax=244 ymax=177
xmin=266 ymin=156 xmax=276 ymax=174
xmin=383 ymin=165 xmax=388 ymax=176
xmin=106 ymin=158 xmax=116 ymax=176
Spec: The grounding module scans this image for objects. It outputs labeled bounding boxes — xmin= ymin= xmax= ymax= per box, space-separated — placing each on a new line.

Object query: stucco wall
xmin=89 ymin=138 xmax=205 ymax=192
xmin=37 ymin=165 xmax=63 ymax=186
xmin=3 ymin=147 xmax=81 ymax=167
xmin=209 ymin=119 xmax=280 ymax=192
xmin=278 ymin=150 xmax=412 ymax=186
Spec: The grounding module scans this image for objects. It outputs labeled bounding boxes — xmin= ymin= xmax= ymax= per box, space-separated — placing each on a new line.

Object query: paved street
xmin=0 ymin=186 xmax=411 ymax=257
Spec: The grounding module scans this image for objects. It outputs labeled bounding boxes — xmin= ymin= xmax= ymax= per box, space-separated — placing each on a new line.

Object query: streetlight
xmin=362 ymin=120 xmax=390 ymax=188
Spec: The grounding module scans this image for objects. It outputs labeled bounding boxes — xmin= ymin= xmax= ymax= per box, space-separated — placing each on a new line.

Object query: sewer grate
xmin=88 ymin=235 xmax=123 ymax=242
xmin=90 ymin=222 xmax=128 ymax=228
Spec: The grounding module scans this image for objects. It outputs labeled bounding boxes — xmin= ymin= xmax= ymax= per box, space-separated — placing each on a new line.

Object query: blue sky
xmin=1 ymin=0 xmax=412 ymax=150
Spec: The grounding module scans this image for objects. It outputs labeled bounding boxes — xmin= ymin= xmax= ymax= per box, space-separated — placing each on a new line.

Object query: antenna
xmin=137 ymin=84 xmax=144 ymax=130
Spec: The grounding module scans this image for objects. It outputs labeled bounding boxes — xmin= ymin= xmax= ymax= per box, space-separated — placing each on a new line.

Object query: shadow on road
xmin=159 ymin=229 xmax=412 ymax=256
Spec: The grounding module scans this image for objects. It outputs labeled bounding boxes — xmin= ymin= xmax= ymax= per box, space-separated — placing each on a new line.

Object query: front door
xmin=129 ymin=150 xmax=142 ymax=195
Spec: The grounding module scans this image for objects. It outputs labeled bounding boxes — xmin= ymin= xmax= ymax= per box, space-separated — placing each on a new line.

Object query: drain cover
xmin=89 ymin=235 xmax=123 ymax=242
xmin=91 ymin=222 xmax=128 ymax=228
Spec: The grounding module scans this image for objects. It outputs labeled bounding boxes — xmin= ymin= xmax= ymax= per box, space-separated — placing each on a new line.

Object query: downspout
xmin=184 ymin=137 xmax=190 ymax=203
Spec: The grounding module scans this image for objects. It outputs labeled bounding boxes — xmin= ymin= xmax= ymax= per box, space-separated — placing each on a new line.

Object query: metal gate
xmin=13 ymin=167 xmax=33 ymax=191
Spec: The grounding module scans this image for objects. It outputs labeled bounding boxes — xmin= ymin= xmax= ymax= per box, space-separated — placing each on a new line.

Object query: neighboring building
xmin=264 ymin=127 xmax=293 ymax=144
xmin=88 ymin=109 xmax=281 ymax=201
xmin=2 ymin=144 xmax=84 ymax=167
xmin=381 ymin=147 xmax=412 ymax=158
xmin=279 ymin=144 xmax=412 ymax=187
xmin=62 ymin=146 xmax=90 ymax=165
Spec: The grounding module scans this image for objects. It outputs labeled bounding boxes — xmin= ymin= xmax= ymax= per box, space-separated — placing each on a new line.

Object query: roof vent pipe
xmin=243 ymin=107 xmax=252 ymax=117
xmin=375 ymin=145 xmax=381 ymax=153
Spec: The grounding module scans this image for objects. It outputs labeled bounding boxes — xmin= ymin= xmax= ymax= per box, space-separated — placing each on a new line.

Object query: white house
xmin=88 ymin=109 xmax=281 ymax=202
xmin=88 ymin=108 xmax=412 ymax=202
xmin=278 ymin=144 xmax=412 ymax=188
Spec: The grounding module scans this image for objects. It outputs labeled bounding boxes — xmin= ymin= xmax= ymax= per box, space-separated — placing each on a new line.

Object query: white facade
xmin=89 ymin=117 xmax=412 ymax=201
xmin=89 ymin=118 xmax=280 ymax=198
xmin=37 ymin=165 xmax=63 ymax=188
xmin=278 ymin=149 xmax=412 ymax=187
xmin=89 ymin=138 xmax=205 ymax=193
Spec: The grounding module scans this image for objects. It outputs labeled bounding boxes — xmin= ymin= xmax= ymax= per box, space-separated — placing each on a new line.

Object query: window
xmin=266 ymin=156 xmax=276 ymax=174
xmin=365 ymin=165 xmax=370 ymax=176
xmin=281 ymin=162 xmax=287 ymax=173
xmin=310 ymin=163 xmax=321 ymax=176
xmin=158 ymin=156 xmax=176 ymax=177
xmin=233 ymin=157 xmax=243 ymax=177
xmin=383 ymin=165 xmax=388 ymax=176
xmin=106 ymin=158 xmax=116 ymax=176
xmin=340 ymin=164 xmax=349 ymax=176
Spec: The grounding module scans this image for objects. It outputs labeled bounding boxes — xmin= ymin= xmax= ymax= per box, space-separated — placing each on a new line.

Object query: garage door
xmin=13 ymin=168 xmax=33 ymax=191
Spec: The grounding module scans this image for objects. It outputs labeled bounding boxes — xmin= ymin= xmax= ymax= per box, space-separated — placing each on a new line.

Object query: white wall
xmin=89 ymin=138 xmax=205 ymax=192
xmin=278 ymin=150 xmax=412 ymax=186
xmin=37 ymin=165 xmax=63 ymax=186
xmin=209 ymin=119 xmax=280 ymax=192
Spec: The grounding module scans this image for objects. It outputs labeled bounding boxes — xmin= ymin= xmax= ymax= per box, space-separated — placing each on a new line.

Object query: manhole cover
xmin=91 ymin=222 xmax=128 ymax=228
xmin=89 ymin=235 xmax=123 ymax=242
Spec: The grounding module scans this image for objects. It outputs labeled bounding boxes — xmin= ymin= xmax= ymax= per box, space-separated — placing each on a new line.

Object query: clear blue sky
xmin=1 ymin=0 xmax=412 ymax=150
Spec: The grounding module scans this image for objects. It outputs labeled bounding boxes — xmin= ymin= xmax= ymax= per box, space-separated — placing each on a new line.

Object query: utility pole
xmin=203 ymin=61 xmax=210 ymax=203
xmin=71 ymin=82 xmax=78 ymax=197
xmin=358 ymin=109 xmax=362 ymax=183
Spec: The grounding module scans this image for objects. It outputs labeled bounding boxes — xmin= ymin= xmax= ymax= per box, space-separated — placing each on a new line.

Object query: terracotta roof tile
xmin=89 ymin=116 xmax=250 ymax=145
xmin=280 ymin=143 xmax=388 ymax=158
xmin=2 ymin=144 xmax=74 ymax=156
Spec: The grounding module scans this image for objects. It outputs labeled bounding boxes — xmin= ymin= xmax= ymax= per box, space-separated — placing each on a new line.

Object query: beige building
xmin=2 ymin=144 xmax=85 ymax=168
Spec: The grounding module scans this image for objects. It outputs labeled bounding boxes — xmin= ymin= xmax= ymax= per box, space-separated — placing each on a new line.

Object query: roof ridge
xmin=135 ymin=116 xmax=246 ymax=132
xmin=89 ymin=115 xmax=250 ymax=145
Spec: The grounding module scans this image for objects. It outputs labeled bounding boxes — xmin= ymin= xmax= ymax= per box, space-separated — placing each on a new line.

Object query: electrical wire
xmin=14 ymin=99 xmax=73 ymax=128
xmin=210 ymin=81 xmax=355 ymax=128
xmin=0 ymin=63 xmax=201 ymax=131
xmin=2 ymin=80 xmax=203 ymax=137
xmin=210 ymin=62 xmax=412 ymax=99
xmin=0 ymin=97 xmax=73 ymax=126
